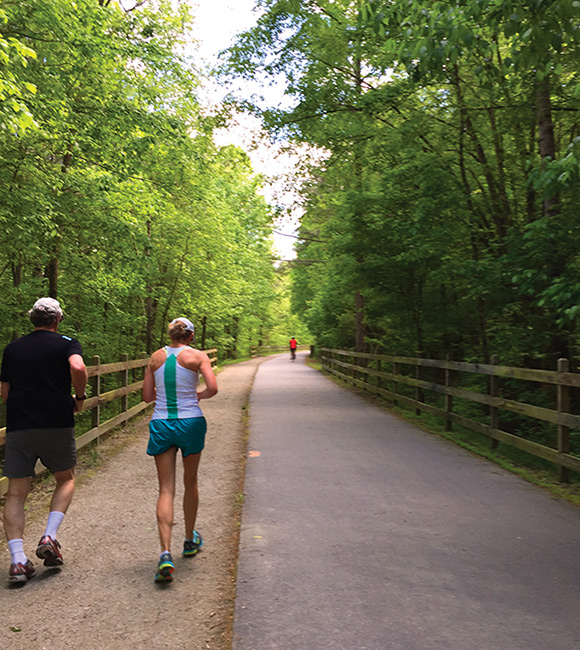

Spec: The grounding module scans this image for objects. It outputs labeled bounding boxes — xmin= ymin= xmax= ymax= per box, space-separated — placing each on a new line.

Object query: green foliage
xmin=225 ymin=0 xmax=580 ymax=366
xmin=0 ymin=0 xmax=306 ymax=365
xmin=0 ymin=8 xmax=37 ymax=134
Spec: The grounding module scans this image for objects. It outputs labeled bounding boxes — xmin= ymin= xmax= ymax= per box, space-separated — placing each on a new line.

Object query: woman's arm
xmin=197 ymin=353 xmax=218 ymax=400
xmin=142 ymin=363 xmax=157 ymax=403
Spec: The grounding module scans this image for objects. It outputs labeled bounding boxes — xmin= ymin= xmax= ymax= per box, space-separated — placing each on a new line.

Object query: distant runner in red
xmin=289 ymin=337 xmax=297 ymax=361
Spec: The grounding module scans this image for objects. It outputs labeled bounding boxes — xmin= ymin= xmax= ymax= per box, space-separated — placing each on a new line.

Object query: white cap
xmin=29 ymin=297 xmax=63 ymax=319
xmin=170 ymin=317 xmax=195 ymax=334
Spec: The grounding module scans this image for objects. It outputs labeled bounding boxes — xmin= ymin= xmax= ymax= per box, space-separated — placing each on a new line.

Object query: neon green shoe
xmin=154 ymin=552 xmax=174 ymax=583
xmin=183 ymin=531 xmax=203 ymax=557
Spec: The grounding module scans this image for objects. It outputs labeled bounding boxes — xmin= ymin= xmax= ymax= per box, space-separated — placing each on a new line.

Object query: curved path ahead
xmin=234 ymin=352 xmax=580 ymax=649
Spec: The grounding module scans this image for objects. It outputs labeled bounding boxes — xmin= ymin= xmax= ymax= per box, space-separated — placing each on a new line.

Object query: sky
xmin=189 ymin=0 xmax=260 ymax=64
xmin=188 ymin=0 xmax=303 ymax=261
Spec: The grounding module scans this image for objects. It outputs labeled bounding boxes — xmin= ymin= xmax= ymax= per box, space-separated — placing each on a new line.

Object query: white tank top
xmin=151 ymin=347 xmax=203 ymax=420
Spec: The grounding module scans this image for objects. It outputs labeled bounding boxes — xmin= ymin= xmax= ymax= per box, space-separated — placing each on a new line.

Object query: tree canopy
xmin=225 ymin=0 xmax=580 ymax=365
xmin=0 ymin=0 xmax=305 ymax=361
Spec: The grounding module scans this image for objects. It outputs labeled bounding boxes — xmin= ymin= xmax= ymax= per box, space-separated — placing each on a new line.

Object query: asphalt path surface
xmin=233 ymin=352 xmax=580 ymax=650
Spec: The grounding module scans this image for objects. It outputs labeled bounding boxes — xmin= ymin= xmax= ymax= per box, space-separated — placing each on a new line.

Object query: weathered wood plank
xmin=320 ymin=347 xmax=580 ymax=387
xmin=74 ymin=401 xmax=150 ymax=450
xmin=84 ymin=381 xmax=144 ymax=410
xmin=326 ymin=356 xmax=580 ymax=429
xmin=87 ymin=358 xmax=148 ymax=377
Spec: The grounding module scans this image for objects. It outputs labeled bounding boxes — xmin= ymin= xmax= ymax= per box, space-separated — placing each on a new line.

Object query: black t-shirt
xmin=0 ymin=330 xmax=83 ymax=432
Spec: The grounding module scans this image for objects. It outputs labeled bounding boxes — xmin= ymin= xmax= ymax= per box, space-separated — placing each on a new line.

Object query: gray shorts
xmin=2 ymin=428 xmax=77 ymax=478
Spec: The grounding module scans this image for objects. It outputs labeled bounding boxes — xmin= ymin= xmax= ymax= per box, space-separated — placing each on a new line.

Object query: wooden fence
xmin=321 ymin=347 xmax=580 ymax=482
xmin=0 ymin=348 xmax=218 ymax=496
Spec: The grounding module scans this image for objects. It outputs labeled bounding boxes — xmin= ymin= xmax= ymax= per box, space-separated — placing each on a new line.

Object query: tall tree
xmin=0 ymin=0 xmax=292 ymax=362
xmin=225 ymin=0 xmax=580 ymax=363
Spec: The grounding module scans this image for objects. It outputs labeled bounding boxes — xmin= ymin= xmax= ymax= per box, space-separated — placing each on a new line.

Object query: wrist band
xmin=74 ymin=394 xmax=86 ymax=401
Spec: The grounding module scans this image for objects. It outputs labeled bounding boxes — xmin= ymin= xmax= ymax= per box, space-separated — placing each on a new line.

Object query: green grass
xmin=306 ymin=357 xmax=322 ymax=371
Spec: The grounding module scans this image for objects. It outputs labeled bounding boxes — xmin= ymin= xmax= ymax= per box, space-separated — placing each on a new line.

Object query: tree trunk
xmin=144 ymin=218 xmax=156 ymax=354
xmin=11 ymin=258 xmax=23 ymax=341
xmin=536 ymin=77 xmax=569 ymax=359
xmin=355 ymin=290 xmax=366 ymax=353
xmin=200 ymin=316 xmax=207 ymax=350
xmin=11 ymin=259 xmax=22 ymax=288
xmin=145 ymin=296 xmax=157 ymax=354
xmin=453 ymin=67 xmax=507 ymax=242
xmin=352 ymin=53 xmax=367 ymax=355
xmin=232 ymin=316 xmax=239 ymax=359
xmin=47 ymin=256 xmax=58 ymax=298
xmin=536 ymin=77 xmax=559 ymax=218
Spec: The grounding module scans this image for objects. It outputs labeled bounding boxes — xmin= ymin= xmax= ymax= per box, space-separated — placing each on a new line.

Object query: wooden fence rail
xmin=321 ymin=347 xmax=580 ymax=482
xmin=0 ymin=348 xmax=218 ymax=496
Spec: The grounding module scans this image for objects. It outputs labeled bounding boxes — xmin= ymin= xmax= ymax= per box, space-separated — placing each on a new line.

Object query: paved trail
xmin=234 ymin=352 xmax=580 ymax=649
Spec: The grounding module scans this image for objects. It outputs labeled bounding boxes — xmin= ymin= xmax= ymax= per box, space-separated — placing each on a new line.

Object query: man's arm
xmin=1 ymin=349 xmax=10 ymax=402
xmin=69 ymin=354 xmax=88 ymax=412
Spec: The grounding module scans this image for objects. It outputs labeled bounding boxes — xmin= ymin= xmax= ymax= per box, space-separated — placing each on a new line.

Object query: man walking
xmin=1 ymin=298 xmax=87 ymax=583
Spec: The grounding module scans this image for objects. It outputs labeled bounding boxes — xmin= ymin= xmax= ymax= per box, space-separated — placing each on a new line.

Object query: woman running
xmin=143 ymin=317 xmax=218 ymax=583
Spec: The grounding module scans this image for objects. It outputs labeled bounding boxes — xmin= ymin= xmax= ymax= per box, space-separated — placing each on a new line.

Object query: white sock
xmin=8 ymin=539 xmax=27 ymax=565
xmin=44 ymin=511 xmax=65 ymax=539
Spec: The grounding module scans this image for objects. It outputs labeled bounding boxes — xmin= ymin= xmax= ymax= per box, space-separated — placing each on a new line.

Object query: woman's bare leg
xmin=154 ymin=448 xmax=177 ymax=552
xmin=183 ymin=452 xmax=202 ymax=540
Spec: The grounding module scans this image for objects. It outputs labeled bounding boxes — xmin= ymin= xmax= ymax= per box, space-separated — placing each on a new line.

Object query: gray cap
xmin=29 ymin=297 xmax=63 ymax=319
xmin=170 ymin=317 xmax=194 ymax=334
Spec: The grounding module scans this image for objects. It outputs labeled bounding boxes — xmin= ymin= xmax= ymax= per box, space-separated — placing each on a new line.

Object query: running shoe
xmin=154 ymin=552 xmax=174 ymax=583
xmin=183 ymin=531 xmax=203 ymax=557
xmin=8 ymin=559 xmax=37 ymax=583
xmin=35 ymin=535 xmax=63 ymax=567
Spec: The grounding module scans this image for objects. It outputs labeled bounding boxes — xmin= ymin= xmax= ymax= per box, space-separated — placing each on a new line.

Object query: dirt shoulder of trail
xmin=0 ymin=357 xmax=267 ymax=650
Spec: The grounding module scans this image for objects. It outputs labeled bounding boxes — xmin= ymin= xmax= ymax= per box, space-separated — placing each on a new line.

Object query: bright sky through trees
xmin=189 ymin=0 xmax=300 ymax=261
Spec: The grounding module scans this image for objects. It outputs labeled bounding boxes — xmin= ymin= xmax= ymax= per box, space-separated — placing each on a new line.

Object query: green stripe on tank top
xmin=164 ymin=353 xmax=178 ymax=418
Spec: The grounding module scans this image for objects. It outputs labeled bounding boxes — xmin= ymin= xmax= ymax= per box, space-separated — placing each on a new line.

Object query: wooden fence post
xmin=393 ymin=358 xmax=399 ymax=406
xmin=415 ymin=351 xmax=422 ymax=416
xmin=361 ymin=354 xmax=368 ymax=392
xmin=121 ymin=353 xmax=129 ymax=416
xmin=377 ymin=359 xmax=382 ymax=392
xmin=490 ymin=354 xmax=499 ymax=451
xmin=445 ymin=354 xmax=453 ymax=431
xmin=91 ymin=355 xmax=101 ymax=432
xmin=557 ymin=358 xmax=570 ymax=483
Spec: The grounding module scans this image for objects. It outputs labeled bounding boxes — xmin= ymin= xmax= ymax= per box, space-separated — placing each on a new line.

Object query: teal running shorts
xmin=147 ymin=417 xmax=207 ymax=458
